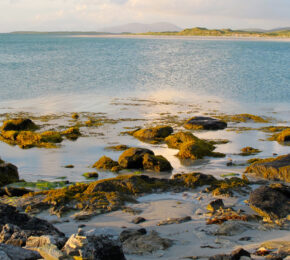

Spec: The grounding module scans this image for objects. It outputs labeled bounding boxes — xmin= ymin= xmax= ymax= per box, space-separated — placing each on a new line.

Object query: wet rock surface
xmin=249 ymin=184 xmax=290 ymax=220
xmin=184 ymin=116 xmax=227 ymax=130
xmin=0 ymin=161 xmax=19 ymax=187
xmin=0 ymin=243 xmax=41 ymax=260
xmin=245 ymin=154 xmax=290 ymax=182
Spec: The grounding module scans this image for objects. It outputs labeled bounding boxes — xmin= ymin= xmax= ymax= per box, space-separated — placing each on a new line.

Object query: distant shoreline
xmin=69 ymin=34 xmax=290 ymax=42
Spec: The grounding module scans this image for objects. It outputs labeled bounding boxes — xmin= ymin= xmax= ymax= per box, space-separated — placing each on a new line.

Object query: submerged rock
xmin=249 ymin=184 xmax=290 ymax=220
xmin=239 ymin=146 xmax=261 ymax=156
xmin=245 ymin=154 xmax=290 ymax=182
xmin=0 ymin=161 xmax=19 ymax=187
xmin=216 ymin=113 xmax=268 ymax=123
xmin=184 ymin=116 xmax=227 ymax=130
xmin=157 ymin=216 xmax=191 ymax=226
xmin=83 ymin=172 xmax=99 ymax=179
xmin=132 ymin=125 xmax=173 ymax=143
xmin=105 ymin=145 xmax=130 ymax=151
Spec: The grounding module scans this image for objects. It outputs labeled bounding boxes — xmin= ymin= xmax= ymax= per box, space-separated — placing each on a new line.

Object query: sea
xmin=0 ymin=34 xmax=289 ymax=183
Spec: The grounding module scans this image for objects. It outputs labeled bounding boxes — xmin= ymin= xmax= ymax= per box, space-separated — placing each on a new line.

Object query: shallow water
xmin=0 ymin=34 xmax=289 ymax=183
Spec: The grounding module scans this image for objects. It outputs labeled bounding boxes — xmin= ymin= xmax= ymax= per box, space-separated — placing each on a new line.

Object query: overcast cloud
xmin=0 ymin=0 xmax=289 ymax=32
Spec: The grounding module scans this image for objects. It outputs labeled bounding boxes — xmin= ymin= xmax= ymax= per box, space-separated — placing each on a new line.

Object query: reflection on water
xmin=0 ymin=90 xmax=289 ymax=183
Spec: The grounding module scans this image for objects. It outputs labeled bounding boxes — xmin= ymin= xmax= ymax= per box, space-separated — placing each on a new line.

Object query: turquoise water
xmin=0 ymin=34 xmax=290 ymax=103
xmin=0 ymin=34 xmax=289 ymax=183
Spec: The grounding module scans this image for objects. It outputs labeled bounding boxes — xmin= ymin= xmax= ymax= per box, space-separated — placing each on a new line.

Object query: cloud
xmin=0 ymin=0 xmax=289 ymax=32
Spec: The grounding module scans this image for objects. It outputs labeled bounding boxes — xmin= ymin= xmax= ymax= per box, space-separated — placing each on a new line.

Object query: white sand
xmin=39 ymin=191 xmax=290 ymax=259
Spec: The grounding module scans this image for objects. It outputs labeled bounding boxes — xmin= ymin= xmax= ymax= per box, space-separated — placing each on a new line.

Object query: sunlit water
xmin=0 ymin=34 xmax=289 ymax=183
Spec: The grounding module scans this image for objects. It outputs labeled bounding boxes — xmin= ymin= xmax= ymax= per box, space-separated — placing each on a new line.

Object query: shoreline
xmin=69 ymin=34 xmax=290 ymax=42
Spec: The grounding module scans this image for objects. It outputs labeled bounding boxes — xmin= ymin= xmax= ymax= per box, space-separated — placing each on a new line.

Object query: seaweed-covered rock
xmin=165 ymin=132 xmax=198 ymax=149
xmin=217 ymin=113 xmax=268 ymax=123
xmin=1 ymin=119 xmax=37 ymax=132
xmin=132 ymin=126 xmax=173 ymax=142
xmin=249 ymin=184 xmax=290 ymax=220
xmin=105 ymin=145 xmax=129 ymax=151
xmin=0 ymin=162 xmax=19 ymax=187
xmin=61 ymin=127 xmax=81 ymax=140
xmin=207 ymin=199 xmax=225 ymax=212
xmin=83 ymin=172 xmax=99 ymax=179
xmin=118 ymin=148 xmax=154 ymax=169
xmin=177 ymin=141 xmax=224 ymax=160
xmin=184 ymin=116 xmax=227 ymax=130
xmin=118 ymin=148 xmax=172 ymax=172
xmin=172 ymin=172 xmax=217 ymax=188
xmin=276 ymin=128 xmax=290 ymax=142
xmin=239 ymin=147 xmax=261 ymax=156
xmin=93 ymin=156 xmax=119 ymax=170
xmin=142 ymin=154 xmax=172 ymax=172
xmin=245 ymin=154 xmax=290 ymax=182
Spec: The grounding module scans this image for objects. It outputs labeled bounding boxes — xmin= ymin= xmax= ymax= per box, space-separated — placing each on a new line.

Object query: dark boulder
xmin=0 ymin=243 xmax=41 ymax=260
xmin=0 ymin=203 xmax=64 ymax=241
xmin=184 ymin=116 xmax=227 ymax=130
xmin=249 ymin=184 xmax=290 ymax=220
xmin=0 ymin=162 xmax=19 ymax=187
xmin=1 ymin=119 xmax=37 ymax=131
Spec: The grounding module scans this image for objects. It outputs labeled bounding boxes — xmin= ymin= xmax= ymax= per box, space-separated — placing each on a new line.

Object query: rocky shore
xmin=0 ymin=108 xmax=289 ymax=259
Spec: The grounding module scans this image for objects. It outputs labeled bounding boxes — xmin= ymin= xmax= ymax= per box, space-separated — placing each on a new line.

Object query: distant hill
xmin=99 ymin=23 xmax=182 ymax=33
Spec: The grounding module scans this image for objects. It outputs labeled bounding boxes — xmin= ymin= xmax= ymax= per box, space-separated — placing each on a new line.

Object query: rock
xmin=122 ymin=230 xmax=172 ymax=255
xmin=165 ymin=131 xmax=200 ymax=149
xmin=239 ymin=147 xmax=261 ymax=156
xmin=0 ymin=250 xmax=10 ymax=260
xmin=93 ymin=156 xmax=119 ymax=170
xmin=119 ymin=228 xmax=147 ymax=242
xmin=195 ymin=208 xmax=205 ymax=215
xmin=0 ymin=203 xmax=64 ymax=241
xmin=118 ymin=148 xmax=154 ymax=169
xmin=71 ymin=113 xmax=79 ymax=119
xmin=215 ymin=221 xmax=250 ymax=236
xmin=0 ymin=224 xmax=27 ymax=247
xmin=132 ymin=126 xmax=173 ymax=142
xmin=61 ymin=127 xmax=81 ymax=140
xmin=276 ymin=128 xmax=290 ymax=142
xmin=207 ymin=199 xmax=225 ymax=212
xmin=230 ymin=248 xmax=251 ymax=260
xmin=1 ymin=187 xmax=31 ymax=197
xmin=26 ymin=235 xmax=66 ymax=249
xmin=177 ymin=139 xmax=224 ymax=160
xmin=36 ymin=243 xmax=66 ymax=260
xmin=184 ymin=116 xmax=227 ymax=130
xmin=142 ymin=154 xmax=173 ymax=172
xmin=0 ymin=243 xmax=41 ymax=260
xmin=0 ymin=162 xmax=19 ymax=187
xmin=132 ymin=217 xmax=146 ymax=224
xmin=245 ymin=154 xmax=290 ymax=182
xmin=83 ymin=172 xmax=99 ymax=179
xmin=63 ymin=233 xmax=126 ymax=260
xmin=209 ymin=255 xmax=231 ymax=260
xmin=1 ymin=119 xmax=37 ymax=131
xmin=118 ymin=147 xmax=172 ymax=172
xmin=249 ymin=184 xmax=290 ymax=220
xmin=105 ymin=145 xmax=129 ymax=151
xmin=157 ymin=216 xmax=191 ymax=226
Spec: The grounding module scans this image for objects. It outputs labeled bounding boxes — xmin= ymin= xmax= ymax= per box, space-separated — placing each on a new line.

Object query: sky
xmin=0 ymin=0 xmax=290 ymax=32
